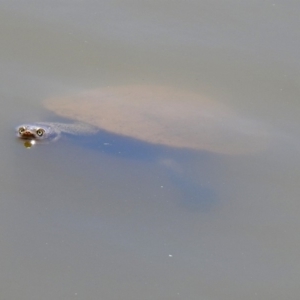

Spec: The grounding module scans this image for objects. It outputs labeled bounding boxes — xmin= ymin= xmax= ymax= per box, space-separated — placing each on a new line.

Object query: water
xmin=1 ymin=1 xmax=300 ymax=299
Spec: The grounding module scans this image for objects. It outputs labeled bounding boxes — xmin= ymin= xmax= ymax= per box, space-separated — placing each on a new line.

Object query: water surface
xmin=1 ymin=1 xmax=300 ymax=299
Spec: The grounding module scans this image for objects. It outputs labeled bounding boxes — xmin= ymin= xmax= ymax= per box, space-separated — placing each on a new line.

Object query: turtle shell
xmin=44 ymin=85 xmax=268 ymax=155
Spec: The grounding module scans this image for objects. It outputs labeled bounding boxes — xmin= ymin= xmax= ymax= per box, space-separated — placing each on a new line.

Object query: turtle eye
xmin=36 ymin=128 xmax=45 ymax=137
xmin=18 ymin=127 xmax=26 ymax=135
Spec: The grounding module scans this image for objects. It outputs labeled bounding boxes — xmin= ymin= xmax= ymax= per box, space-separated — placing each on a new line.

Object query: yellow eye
xmin=36 ymin=128 xmax=45 ymax=137
xmin=18 ymin=127 xmax=26 ymax=134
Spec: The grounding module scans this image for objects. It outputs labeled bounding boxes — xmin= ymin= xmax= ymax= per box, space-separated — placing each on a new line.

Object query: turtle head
xmin=15 ymin=123 xmax=62 ymax=148
xmin=16 ymin=124 xmax=46 ymax=140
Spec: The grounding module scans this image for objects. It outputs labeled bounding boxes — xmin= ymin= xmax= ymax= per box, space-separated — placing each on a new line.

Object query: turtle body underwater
xmin=16 ymin=85 xmax=269 ymax=209
xmin=16 ymin=85 xmax=268 ymax=155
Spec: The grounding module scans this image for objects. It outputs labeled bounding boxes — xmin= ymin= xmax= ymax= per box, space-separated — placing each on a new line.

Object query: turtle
xmin=16 ymin=85 xmax=268 ymax=155
xmin=16 ymin=85 xmax=269 ymax=209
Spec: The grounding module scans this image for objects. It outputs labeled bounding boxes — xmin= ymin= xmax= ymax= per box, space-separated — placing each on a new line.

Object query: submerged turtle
xmin=16 ymin=85 xmax=269 ymax=209
xmin=17 ymin=85 xmax=268 ymax=155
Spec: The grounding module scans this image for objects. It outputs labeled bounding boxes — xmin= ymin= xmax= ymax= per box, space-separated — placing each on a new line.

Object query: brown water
xmin=2 ymin=1 xmax=300 ymax=299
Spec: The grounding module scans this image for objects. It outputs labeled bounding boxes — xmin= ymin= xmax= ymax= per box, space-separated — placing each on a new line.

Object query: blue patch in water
xmin=67 ymin=128 xmax=175 ymax=161
xmin=46 ymin=115 xmax=218 ymax=211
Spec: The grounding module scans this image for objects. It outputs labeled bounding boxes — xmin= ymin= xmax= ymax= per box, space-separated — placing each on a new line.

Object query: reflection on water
xmin=1 ymin=1 xmax=300 ymax=299
xmin=20 ymin=139 xmax=37 ymax=148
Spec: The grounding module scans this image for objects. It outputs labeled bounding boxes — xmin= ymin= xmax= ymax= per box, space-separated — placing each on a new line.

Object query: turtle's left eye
xmin=36 ymin=128 xmax=45 ymax=137
xmin=18 ymin=127 xmax=26 ymax=134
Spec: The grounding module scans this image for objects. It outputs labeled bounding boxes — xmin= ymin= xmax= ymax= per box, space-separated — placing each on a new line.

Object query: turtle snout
xmin=24 ymin=131 xmax=34 ymax=136
xmin=19 ymin=130 xmax=35 ymax=139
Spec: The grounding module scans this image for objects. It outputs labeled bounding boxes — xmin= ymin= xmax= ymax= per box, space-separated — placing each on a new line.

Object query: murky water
xmin=1 ymin=1 xmax=300 ymax=299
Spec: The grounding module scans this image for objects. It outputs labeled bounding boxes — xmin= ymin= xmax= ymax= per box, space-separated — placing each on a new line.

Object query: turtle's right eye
xmin=18 ymin=127 xmax=26 ymax=134
xmin=36 ymin=128 xmax=45 ymax=137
